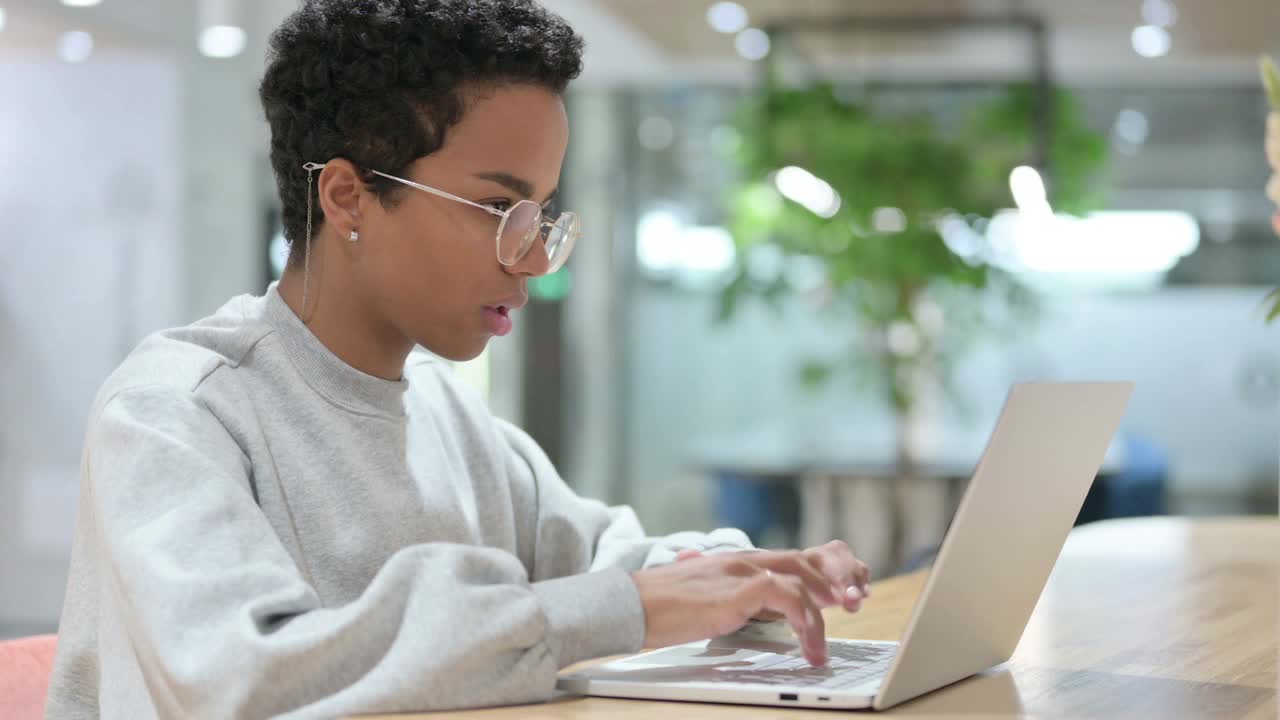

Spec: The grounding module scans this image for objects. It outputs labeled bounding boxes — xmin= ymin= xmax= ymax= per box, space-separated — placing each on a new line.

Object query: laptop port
xmin=779 ymin=693 xmax=799 ymax=701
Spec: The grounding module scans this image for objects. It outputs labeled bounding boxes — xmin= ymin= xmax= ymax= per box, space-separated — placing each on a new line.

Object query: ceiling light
xmin=636 ymin=210 xmax=682 ymax=272
xmin=0 ymin=8 xmax=7 ymax=32
xmin=636 ymin=210 xmax=736 ymax=275
xmin=198 ymin=0 xmax=245 ymax=59
xmin=1131 ymin=25 xmax=1170 ymax=58
xmin=706 ymin=2 xmax=748 ymax=34
xmin=988 ymin=210 xmax=1199 ymax=274
xmin=774 ymin=166 xmax=841 ymax=218
xmin=61 ymin=0 xmax=103 ymax=6
xmin=1009 ymin=165 xmax=1052 ymax=217
xmin=678 ymin=226 xmax=736 ymax=273
xmin=734 ymin=27 xmax=770 ymax=61
xmin=199 ymin=25 xmax=247 ymax=58
xmin=57 ymin=31 xmax=93 ymax=63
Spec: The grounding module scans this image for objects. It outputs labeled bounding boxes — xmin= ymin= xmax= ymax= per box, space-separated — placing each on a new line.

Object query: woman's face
xmin=354 ymin=84 xmax=568 ymax=361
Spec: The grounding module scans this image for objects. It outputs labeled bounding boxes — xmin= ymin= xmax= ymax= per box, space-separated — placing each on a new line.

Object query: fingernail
xmin=845 ymin=585 xmax=863 ymax=600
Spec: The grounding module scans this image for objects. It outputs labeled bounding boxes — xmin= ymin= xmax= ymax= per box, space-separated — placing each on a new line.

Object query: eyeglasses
xmin=302 ymin=162 xmax=580 ymax=273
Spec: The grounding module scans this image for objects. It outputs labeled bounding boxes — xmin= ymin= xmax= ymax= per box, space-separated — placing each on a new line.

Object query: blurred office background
xmin=1 ymin=0 xmax=1277 ymax=639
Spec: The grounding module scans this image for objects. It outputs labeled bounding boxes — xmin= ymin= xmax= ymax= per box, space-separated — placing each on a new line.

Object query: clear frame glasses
xmin=303 ymin=162 xmax=580 ymax=273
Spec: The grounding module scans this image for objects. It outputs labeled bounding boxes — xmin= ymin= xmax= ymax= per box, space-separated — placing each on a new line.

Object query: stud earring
xmin=349 ymin=230 xmax=360 ymax=243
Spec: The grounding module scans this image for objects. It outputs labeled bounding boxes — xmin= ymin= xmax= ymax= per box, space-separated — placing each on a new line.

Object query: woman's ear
xmin=315 ymin=158 xmax=364 ymax=237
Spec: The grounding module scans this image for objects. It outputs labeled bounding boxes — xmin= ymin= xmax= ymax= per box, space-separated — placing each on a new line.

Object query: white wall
xmin=0 ymin=58 xmax=184 ymax=629
xmin=0 ymin=39 xmax=267 ymax=632
xmin=179 ymin=56 xmax=267 ymax=321
xmin=560 ymin=90 xmax=628 ymax=502
xmin=950 ymin=289 xmax=1279 ymax=493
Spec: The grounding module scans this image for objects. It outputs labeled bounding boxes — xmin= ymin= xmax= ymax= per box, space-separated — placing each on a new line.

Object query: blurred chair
xmin=1076 ymin=433 xmax=1169 ymax=524
xmin=0 ymin=634 xmax=58 ymax=720
xmin=713 ymin=471 xmax=800 ymax=547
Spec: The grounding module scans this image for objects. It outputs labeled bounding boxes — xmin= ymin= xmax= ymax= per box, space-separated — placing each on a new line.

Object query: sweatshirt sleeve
xmin=496 ymin=419 xmax=754 ymax=581
xmin=83 ymin=386 xmax=644 ymax=718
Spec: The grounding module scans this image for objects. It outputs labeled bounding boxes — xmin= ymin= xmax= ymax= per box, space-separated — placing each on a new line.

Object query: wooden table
xmin=361 ymin=517 xmax=1277 ymax=719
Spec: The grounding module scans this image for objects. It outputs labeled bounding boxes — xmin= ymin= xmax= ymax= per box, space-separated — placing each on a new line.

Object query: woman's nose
xmin=504 ymin=234 xmax=551 ymax=277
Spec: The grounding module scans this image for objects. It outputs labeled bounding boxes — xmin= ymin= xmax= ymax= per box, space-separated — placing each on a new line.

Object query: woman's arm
xmin=496 ymin=418 xmax=754 ymax=581
xmin=80 ymin=387 xmax=643 ymax=717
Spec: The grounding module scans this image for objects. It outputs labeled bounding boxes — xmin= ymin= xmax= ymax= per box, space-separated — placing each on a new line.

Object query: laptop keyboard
xmin=698 ymin=642 xmax=896 ymax=689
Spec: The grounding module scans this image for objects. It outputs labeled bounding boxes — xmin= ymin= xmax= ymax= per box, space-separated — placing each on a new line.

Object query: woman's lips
xmin=483 ymin=305 xmax=513 ymax=337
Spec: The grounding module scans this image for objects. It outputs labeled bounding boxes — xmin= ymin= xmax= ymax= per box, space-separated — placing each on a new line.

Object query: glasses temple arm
xmin=367 ymin=169 xmax=507 ymax=219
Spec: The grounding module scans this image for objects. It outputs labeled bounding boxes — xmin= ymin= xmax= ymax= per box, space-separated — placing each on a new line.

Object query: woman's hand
xmin=632 ymin=541 xmax=872 ymax=667
xmin=676 ymin=540 xmax=871 ymax=610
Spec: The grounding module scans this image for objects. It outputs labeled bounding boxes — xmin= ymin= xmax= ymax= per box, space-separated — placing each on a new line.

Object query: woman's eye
xmin=483 ymin=200 xmax=512 ymax=213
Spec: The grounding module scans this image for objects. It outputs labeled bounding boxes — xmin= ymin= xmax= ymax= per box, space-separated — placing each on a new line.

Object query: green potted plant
xmin=717 ymin=80 xmax=1107 ymax=559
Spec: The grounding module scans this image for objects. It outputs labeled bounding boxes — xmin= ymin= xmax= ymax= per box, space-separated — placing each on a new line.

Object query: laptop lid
xmin=873 ymin=381 xmax=1133 ymax=710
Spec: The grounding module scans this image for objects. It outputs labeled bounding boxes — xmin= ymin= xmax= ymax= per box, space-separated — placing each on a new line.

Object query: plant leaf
xmin=1261 ymin=55 xmax=1280 ymax=110
xmin=799 ymin=360 xmax=834 ymax=389
xmin=1265 ymin=288 xmax=1280 ymax=323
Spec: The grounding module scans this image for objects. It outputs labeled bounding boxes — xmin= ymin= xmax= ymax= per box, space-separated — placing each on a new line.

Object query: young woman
xmin=45 ymin=1 xmax=870 ymax=717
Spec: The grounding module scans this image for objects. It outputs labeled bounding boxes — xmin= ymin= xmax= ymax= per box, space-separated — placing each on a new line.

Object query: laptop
xmin=559 ymin=381 xmax=1134 ymax=711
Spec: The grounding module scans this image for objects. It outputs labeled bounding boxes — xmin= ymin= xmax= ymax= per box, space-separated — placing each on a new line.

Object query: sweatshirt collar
xmin=263 ymin=283 xmax=409 ymax=418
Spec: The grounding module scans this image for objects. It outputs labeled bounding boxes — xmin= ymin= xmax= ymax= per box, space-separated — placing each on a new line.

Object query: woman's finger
xmin=757 ymin=572 xmax=828 ymax=666
xmin=806 ymin=541 xmax=872 ymax=601
xmin=756 ymin=551 xmax=840 ymax=606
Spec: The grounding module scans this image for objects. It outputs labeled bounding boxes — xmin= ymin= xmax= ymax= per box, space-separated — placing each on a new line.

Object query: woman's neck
xmin=277 ymin=262 xmax=413 ymax=382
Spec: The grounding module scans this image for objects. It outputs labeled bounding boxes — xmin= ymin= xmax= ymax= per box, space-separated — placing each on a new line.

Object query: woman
xmin=45 ymin=1 xmax=870 ymax=717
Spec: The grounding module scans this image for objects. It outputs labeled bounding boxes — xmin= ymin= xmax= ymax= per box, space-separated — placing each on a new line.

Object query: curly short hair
xmin=259 ymin=0 xmax=584 ymax=264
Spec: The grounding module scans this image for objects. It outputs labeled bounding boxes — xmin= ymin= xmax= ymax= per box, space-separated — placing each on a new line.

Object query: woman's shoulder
xmin=93 ymin=291 xmax=274 ymax=417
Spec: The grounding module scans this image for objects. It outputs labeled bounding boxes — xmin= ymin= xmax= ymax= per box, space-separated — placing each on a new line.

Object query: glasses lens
xmin=497 ymin=200 xmax=542 ymax=265
xmin=545 ymin=212 xmax=580 ymax=273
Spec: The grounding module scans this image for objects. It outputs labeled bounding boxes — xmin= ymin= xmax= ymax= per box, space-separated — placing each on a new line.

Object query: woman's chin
xmin=415 ymin=335 xmax=489 ymax=363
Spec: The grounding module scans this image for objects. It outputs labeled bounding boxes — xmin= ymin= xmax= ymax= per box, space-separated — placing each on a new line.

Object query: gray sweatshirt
xmin=45 ymin=285 xmax=750 ymax=719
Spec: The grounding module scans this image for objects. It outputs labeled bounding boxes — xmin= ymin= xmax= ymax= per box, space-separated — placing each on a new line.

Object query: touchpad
xmin=629 ymin=643 xmax=781 ymax=668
